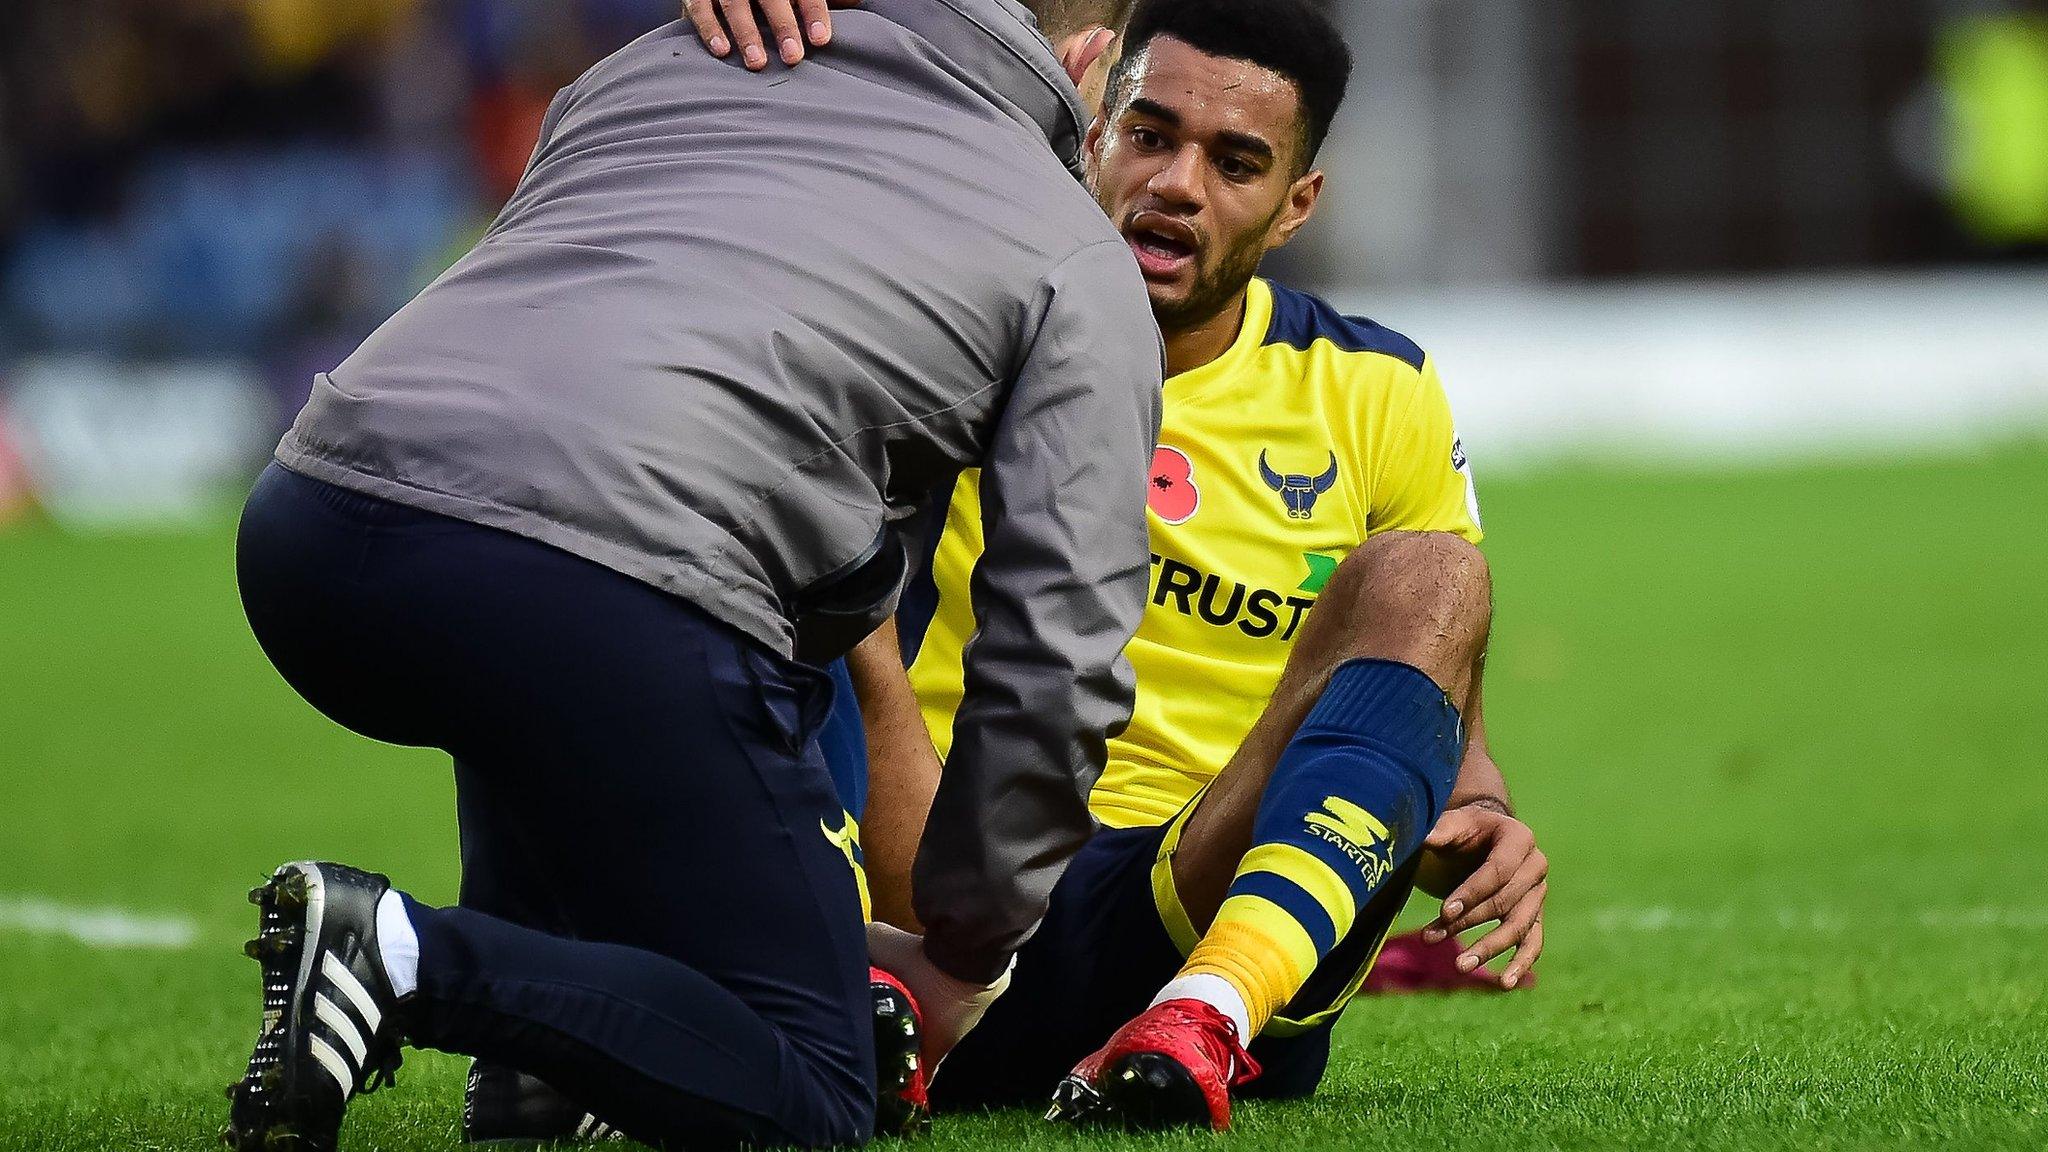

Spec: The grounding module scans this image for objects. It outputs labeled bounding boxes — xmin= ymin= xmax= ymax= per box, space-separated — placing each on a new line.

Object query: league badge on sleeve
xmin=1452 ymin=436 xmax=1482 ymax=530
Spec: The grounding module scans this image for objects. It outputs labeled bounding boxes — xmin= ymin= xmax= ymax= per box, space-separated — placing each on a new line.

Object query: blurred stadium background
xmin=1 ymin=0 xmax=2045 ymax=523
xmin=2 ymin=2 xmax=2045 ymax=1149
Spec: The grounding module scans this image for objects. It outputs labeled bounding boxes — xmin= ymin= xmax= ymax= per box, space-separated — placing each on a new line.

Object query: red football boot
xmin=869 ymin=966 xmax=930 ymax=1136
xmin=1046 ymin=999 xmax=1261 ymax=1131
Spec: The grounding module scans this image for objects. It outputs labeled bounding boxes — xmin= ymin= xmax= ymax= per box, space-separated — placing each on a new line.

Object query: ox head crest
xmin=1259 ymin=451 xmax=1340 ymax=520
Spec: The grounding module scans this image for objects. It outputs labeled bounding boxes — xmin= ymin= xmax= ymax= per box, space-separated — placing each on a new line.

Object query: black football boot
xmin=223 ymin=862 xmax=406 ymax=1152
xmin=463 ymin=1062 xmax=624 ymax=1145
xmin=461 ymin=968 xmax=929 ymax=1143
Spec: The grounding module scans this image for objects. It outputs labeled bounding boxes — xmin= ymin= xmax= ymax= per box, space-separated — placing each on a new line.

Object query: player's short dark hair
xmin=1107 ymin=0 xmax=1354 ymax=169
xmin=1027 ymin=0 xmax=1138 ymax=42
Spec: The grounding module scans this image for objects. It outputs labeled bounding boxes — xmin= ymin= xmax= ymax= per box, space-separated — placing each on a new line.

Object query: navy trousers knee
xmin=236 ymin=463 xmax=874 ymax=1149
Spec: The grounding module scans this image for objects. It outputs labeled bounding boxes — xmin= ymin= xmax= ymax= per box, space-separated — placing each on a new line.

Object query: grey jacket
xmin=277 ymin=0 xmax=1163 ymax=980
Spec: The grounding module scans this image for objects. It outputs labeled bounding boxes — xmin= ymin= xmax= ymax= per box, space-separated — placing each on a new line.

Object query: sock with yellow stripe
xmin=1173 ymin=658 xmax=1465 ymax=1038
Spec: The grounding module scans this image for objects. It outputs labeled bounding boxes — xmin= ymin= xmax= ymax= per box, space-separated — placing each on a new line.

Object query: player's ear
xmin=1269 ymin=168 xmax=1325 ymax=249
xmin=1057 ymin=27 xmax=1119 ymax=109
xmin=1081 ymin=113 xmax=1109 ymax=189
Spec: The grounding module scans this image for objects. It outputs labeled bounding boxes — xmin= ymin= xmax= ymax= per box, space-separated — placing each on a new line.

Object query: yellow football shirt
xmin=908 ymin=277 xmax=1482 ymax=829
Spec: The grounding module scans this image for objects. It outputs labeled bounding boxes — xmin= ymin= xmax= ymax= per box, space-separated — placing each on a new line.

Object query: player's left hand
xmin=1414 ymin=804 xmax=1547 ymax=990
xmin=684 ymin=0 xmax=862 ymax=70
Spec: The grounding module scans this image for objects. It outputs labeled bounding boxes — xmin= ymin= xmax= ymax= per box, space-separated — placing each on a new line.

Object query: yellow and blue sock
xmin=1163 ymin=659 xmax=1465 ymax=1039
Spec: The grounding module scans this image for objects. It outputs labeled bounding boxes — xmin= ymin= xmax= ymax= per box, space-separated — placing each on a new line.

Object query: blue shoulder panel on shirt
xmin=1263 ymin=280 xmax=1427 ymax=372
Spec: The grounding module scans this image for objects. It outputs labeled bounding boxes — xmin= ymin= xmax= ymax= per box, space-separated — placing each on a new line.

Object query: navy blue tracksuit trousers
xmin=235 ymin=463 xmax=875 ymax=1149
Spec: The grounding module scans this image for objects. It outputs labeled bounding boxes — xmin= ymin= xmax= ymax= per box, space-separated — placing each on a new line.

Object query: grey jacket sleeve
xmin=913 ymin=240 xmax=1165 ymax=983
xmin=527 ymin=84 xmax=578 ymax=168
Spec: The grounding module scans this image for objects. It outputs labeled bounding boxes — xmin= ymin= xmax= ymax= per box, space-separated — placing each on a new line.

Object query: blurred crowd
xmin=0 ymin=0 xmax=674 ymax=360
xmin=2 ymin=0 xmax=2042 ymax=364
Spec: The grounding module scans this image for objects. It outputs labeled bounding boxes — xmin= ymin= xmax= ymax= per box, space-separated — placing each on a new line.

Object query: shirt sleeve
xmin=1368 ymin=354 xmax=1483 ymax=544
xmin=912 ymin=240 xmax=1165 ymax=983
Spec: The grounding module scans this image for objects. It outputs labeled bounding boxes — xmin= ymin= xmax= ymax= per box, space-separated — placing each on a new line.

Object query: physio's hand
xmin=685 ymin=0 xmax=862 ymax=70
xmin=1415 ymin=805 xmax=1547 ymax=989
xmin=866 ymin=922 xmax=1012 ymax=1071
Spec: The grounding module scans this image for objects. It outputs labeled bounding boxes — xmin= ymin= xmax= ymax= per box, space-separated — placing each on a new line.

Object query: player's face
xmin=1086 ymin=37 xmax=1325 ymax=333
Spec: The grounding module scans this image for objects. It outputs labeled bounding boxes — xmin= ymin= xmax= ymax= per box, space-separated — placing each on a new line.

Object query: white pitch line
xmin=0 ymin=896 xmax=199 ymax=950
xmin=1588 ymin=905 xmax=2048 ymax=933
xmin=1916 ymin=907 xmax=2048 ymax=930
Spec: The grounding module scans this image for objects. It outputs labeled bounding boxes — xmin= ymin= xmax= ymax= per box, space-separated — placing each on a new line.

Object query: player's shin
xmin=1178 ymin=658 xmax=1464 ymax=1038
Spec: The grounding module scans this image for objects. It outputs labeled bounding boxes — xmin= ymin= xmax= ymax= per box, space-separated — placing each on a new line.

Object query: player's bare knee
xmin=1316 ymin=531 xmax=1491 ymax=691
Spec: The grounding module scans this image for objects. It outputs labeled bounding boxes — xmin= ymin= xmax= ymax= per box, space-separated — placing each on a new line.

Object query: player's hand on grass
xmin=685 ymin=0 xmax=861 ymax=70
xmin=1415 ymin=804 xmax=1547 ymax=990
xmin=867 ymin=922 xmax=1013 ymax=1072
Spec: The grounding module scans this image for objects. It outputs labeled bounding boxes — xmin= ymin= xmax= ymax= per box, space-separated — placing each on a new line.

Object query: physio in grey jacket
xmin=278 ymin=1 xmax=1161 ymax=986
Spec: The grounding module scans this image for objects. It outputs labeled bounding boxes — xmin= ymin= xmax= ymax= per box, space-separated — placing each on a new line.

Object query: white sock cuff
xmin=375 ymin=889 xmax=420 ymax=1000
xmin=1152 ymin=973 xmax=1252 ymax=1046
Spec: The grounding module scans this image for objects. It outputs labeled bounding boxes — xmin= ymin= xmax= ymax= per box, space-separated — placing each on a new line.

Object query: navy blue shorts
xmin=929 ymin=819 xmax=1336 ymax=1110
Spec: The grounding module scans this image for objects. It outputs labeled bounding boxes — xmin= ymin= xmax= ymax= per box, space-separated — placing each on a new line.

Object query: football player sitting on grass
xmin=853 ymin=0 xmax=1549 ymax=1129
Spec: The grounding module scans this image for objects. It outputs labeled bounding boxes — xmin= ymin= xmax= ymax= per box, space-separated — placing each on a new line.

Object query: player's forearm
xmin=845 ymin=620 xmax=940 ymax=932
xmin=1447 ymin=740 xmax=1511 ymax=816
xmin=1444 ymin=657 xmax=1513 ymax=815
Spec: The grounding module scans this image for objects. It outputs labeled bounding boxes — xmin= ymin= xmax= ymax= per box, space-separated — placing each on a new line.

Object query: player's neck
xmin=1162 ymin=288 xmax=1250 ymax=379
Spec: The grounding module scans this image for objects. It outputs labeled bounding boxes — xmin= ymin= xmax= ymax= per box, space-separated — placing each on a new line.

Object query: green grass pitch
xmin=3 ymin=447 xmax=2045 ymax=1151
